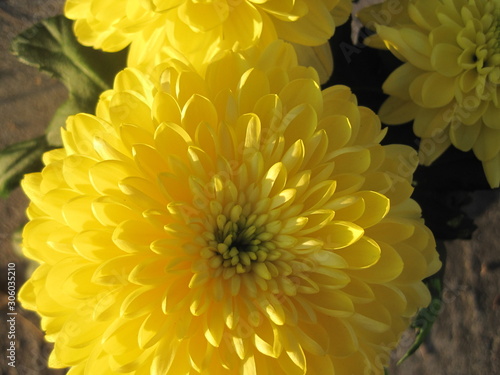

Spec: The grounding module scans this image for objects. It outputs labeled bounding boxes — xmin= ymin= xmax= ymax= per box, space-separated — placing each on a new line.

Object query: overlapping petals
xmin=19 ymin=42 xmax=440 ymax=374
xmin=64 ymin=0 xmax=352 ymax=82
xmin=359 ymin=0 xmax=500 ymax=187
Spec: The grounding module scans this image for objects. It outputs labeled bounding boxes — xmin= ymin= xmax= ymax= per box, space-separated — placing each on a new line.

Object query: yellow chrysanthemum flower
xmin=64 ymin=0 xmax=352 ymax=82
xmin=358 ymin=0 xmax=500 ymax=188
xmin=19 ymin=42 xmax=440 ymax=374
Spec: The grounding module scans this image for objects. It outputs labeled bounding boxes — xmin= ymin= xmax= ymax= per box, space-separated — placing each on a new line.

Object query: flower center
xmin=200 ymin=204 xmax=281 ymax=279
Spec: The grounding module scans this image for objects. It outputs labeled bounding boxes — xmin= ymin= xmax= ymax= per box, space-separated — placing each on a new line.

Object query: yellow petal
xmin=121 ymin=286 xmax=163 ymax=318
xmin=279 ymin=79 xmax=323 ymax=116
xmin=473 ymin=125 xmax=500 ymax=161
xmin=318 ymin=221 xmax=364 ymax=249
xmin=273 ymin=0 xmax=334 ymax=46
xmin=378 ymin=96 xmax=419 ymax=125
xmin=351 ymin=242 xmax=403 ymax=283
xmin=409 ymin=72 xmax=455 ymax=108
xmin=449 ymin=121 xmax=481 ymax=151
xmin=430 ymin=43 xmax=463 ymax=76
xmin=413 ymin=106 xmax=451 ymax=138
xmin=483 ymin=104 xmax=500 ymax=130
xmin=178 ymin=0 xmax=229 ymax=32
xmin=376 ymin=25 xmax=433 ymax=71
xmin=335 ymin=237 xmax=381 ymax=269
xmin=223 ymin=0 xmax=263 ymax=48
xmin=482 ymin=153 xmax=500 ymax=188
xmin=306 ymin=289 xmax=354 ymax=317
xmin=293 ymin=42 xmax=333 ymax=84
xmin=181 ymin=94 xmax=218 ymax=134
xmin=382 ymin=63 xmax=422 ymax=99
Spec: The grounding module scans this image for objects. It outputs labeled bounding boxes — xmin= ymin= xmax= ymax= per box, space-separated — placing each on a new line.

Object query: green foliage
xmin=10 ymin=15 xmax=127 ymax=145
xmin=0 ymin=15 xmax=126 ymax=197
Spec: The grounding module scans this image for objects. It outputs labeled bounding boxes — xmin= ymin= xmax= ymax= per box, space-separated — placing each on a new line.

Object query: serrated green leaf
xmin=10 ymin=15 xmax=127 ymax=146
xmin=0 ymin=136 xmax=48 ymax=197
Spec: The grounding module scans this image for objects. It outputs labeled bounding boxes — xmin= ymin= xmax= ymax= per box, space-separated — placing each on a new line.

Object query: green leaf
xmin=0 ymin=15 xmax=127 ymax=198
xmin=0 ymin=136 xmax=48 ymax=197
xmin=10 ymin=15 xmax=127 ymax=146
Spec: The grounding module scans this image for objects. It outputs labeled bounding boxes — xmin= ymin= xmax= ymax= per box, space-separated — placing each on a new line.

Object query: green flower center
xmin=479 ymin=2 xmax=500 ymax=64
xmin=201 ymin=204 xmax=282 ymax=278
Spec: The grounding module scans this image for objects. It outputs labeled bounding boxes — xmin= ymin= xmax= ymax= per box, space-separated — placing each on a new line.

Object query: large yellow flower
xmin=20 ymin=42 xmax=440 ymax=374
xmin=358 ymin=0 xmax=500 ymax=188
xmin=64 ymin=0 xmax=352 ymax=82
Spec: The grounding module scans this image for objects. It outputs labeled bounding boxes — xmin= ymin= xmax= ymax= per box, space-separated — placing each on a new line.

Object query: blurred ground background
xmin=0 ymin=1 xmax=499 ymax=374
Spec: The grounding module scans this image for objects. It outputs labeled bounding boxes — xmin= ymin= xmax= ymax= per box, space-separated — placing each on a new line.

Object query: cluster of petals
xmin=20 ymin=42 xmax=440 ymax=374
xmin=359 ymin=0 xmax=500 ymax=187
xmin=64 ymin=0 xmax=352 ymax=82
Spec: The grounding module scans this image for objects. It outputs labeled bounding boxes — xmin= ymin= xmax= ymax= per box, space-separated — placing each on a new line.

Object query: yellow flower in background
xmin=64 ymin=0 xmax=352 ymax=83
xmin=358 ymin=0 xmax=500 ymax=188
xmin=19 ymin=41 xmax=440 ymax=374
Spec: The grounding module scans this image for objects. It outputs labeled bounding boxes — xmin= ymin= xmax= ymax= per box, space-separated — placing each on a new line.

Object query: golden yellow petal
xmin=326 ymin=317 xmax=359 ymax=357
xmin=367 ymin=218 xmax=415 ymax=244
xmin=223 ymin=1 xmax=263 ymax=48
xmin=238 ymin=69 xmax=271 ymax=114
xmin=319 ymin=114 xmax=352 ymax=150
xmin=121 ymin=286 xmax=164 ymax=318
xmin=178 ymin=0 xmax=229 ymax=32
xmin=293 ymin=42 xmax=333 ymax=84
xmin=182 ymin=94 xmax=219 ymax=133
xmin=153 ymin=91 xmax=182 ymax=126
xmin=273 ymin=0 xmax=335 ymax=46
xmin=341 ymin=277 xmax=375 ymax=304
xmin=279 ymin=79 xmax=323 ymax=116
xmin=334 ymin=237 xmax=381 ymax=269
xmin=351 ymin=243 xmax=403 ymax=283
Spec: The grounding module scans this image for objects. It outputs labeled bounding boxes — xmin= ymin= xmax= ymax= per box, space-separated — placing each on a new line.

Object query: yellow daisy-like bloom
xmin=358 ymin=0 xmax=500 ymax=188
xmin=64 ymin=0 xmax=352 ymax=82
xmin=20 ymin=42 xmax=440 ymax=374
